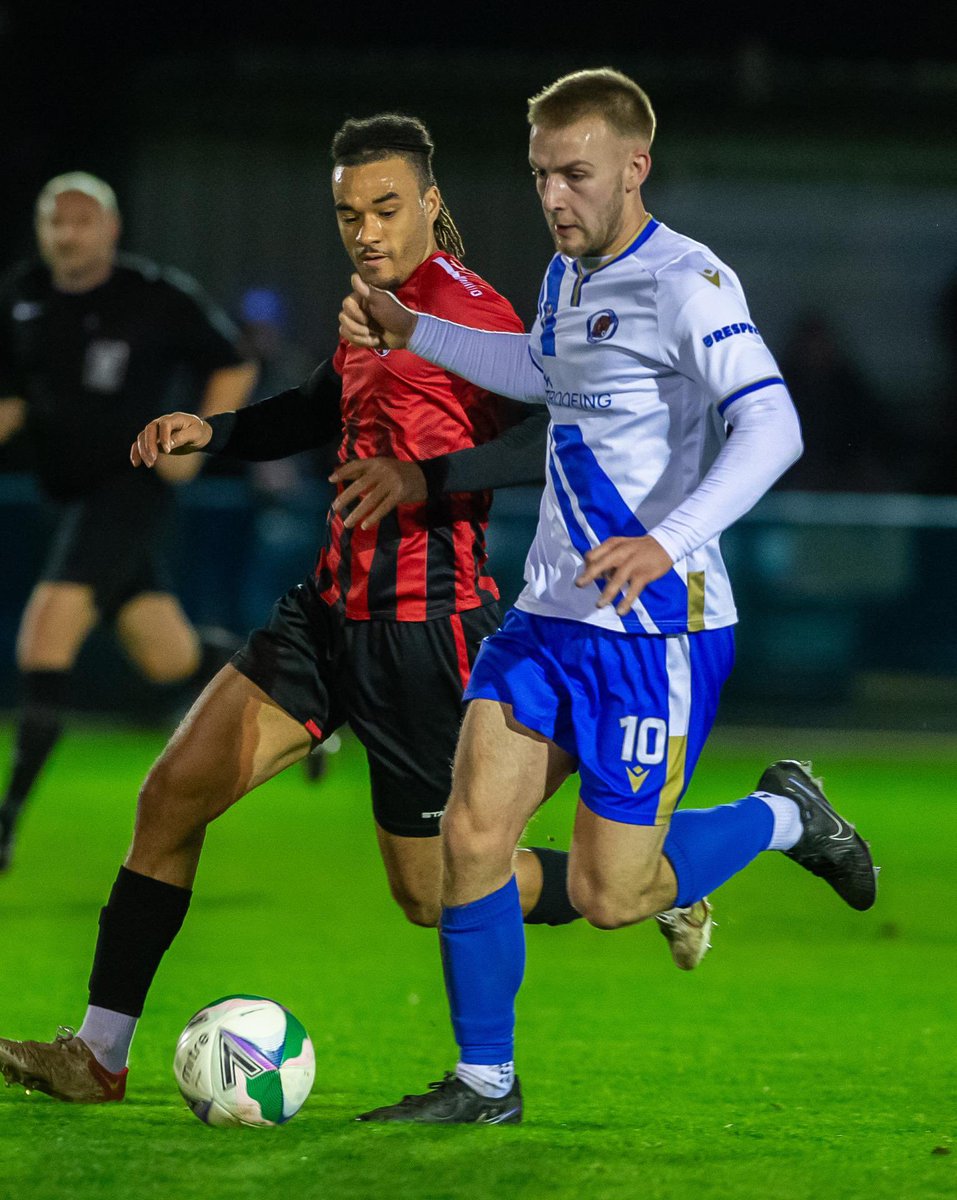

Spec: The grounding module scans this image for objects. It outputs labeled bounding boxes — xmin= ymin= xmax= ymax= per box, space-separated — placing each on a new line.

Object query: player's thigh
xmin=139 ymin=664 xmax=311 ymax=827
xmin=374 ymin=826 xmax=443 ymax=927
xmin=15 ymin=581 xmax=99 ymax=669
xmin=567 ymin=802 xmax=670 ymax=928
xmin=116 ymin=591 xmax=200 ymax=683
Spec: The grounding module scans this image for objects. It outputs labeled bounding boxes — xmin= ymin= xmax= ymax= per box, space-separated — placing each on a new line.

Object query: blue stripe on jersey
xmin=717 ymin=375 xmax=785 ymax=416
xmin=548 ymin=453 xmax=644 ymax=633
xmin=550 ymin=423 xmax=688 ymax=627
xmin=539 ymin=257 xmax=566 ymax=358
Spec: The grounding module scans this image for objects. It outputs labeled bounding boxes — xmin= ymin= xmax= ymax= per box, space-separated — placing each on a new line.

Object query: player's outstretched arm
xmin=340 ymin=275 xmax=544 ymax=405
xmin=153 ymin=363 xmax=257 ymax=483
xmin=131 ymin=412 xmax=212 ymax=468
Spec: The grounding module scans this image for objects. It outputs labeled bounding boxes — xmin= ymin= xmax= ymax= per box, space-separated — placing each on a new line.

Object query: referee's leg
xmin=115 ymin=591 xmax=201 ymax=684
xmin=0 ymin=582 xmax=99 ymax=870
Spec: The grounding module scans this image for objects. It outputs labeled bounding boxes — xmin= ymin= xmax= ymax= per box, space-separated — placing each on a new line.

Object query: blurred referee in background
xmin=0 ymin=173 xmax=256 ymax=872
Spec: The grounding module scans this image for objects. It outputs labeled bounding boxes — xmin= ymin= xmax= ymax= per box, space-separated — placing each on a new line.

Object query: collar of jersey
xmin=397 ymin=250 xmax=453 ymax=298
xmin=568 ymin=214 xmax=659 ymax=306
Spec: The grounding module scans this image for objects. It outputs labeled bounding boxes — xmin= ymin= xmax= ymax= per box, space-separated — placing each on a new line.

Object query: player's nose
xmin=355 ymin=217 xmax=382 ymax=245
xmin=540 ymin=176 xmax=566 ymax=211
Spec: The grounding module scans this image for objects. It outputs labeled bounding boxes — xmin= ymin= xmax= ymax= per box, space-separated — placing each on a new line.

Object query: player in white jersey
xmin=339 ymin=68 xmax=878 ymax=1125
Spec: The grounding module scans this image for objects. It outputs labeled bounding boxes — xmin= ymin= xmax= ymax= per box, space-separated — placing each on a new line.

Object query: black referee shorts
xmin=232 ymin=573 xmax=502 ymax=837
xmin=40 ymin=473 xmax=176 ymax=620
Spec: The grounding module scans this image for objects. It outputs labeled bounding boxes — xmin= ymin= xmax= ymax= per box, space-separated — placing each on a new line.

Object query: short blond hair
xmin=528 ymin=68 xmax=656 ymax=146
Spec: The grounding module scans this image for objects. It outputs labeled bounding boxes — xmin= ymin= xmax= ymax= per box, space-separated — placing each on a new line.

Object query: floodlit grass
xmin=0 ymin=723 xmax=954 ymax=1200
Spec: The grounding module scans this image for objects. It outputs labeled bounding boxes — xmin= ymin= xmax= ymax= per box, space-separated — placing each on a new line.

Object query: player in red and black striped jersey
xmin=324 ymin=251 xmax=522 ymax=622
xmin=0 ymin=116 xmax=588 ymax=1101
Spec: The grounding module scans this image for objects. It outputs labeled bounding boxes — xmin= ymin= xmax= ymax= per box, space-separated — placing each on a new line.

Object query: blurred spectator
xmin=777 ymin=311 xmax=895 ymax=492
xmin=240 ymin=287 xmax=313 ymax=400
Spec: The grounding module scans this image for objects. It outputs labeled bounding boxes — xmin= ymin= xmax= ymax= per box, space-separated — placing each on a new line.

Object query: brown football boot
xmin=0 ymin=1027 xmax=127 ymax=1102
xmin=655 ymin=898 xmax=714 ymax=970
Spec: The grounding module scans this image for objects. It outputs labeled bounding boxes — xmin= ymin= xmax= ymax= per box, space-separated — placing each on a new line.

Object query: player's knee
xmin=440 ymin=802 xmax=512 ymax=873
xmin=569 ymin=881 xmax=655 ymax=930
xmin=133 ymin=645 xmax=199 ymax=685
xmin=135 ymin=755 xmax=213 ymax=845
xmin=580 ymin=899 xmax=641 ymax=930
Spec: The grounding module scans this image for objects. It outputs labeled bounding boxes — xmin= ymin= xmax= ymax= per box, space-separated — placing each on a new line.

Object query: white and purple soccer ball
xmin=174 ymin=995 xmax=315 ymax=1127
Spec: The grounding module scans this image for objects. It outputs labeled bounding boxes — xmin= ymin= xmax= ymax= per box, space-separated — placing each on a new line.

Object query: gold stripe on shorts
xmin=656 ymin=733 xmax=688 ymax=824
xmin=687 ymin=571 xmax=706 ymax=633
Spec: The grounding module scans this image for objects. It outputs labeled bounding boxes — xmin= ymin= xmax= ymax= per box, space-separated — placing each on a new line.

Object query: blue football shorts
xmin=463 ymin=607 xmax=735 ymax=826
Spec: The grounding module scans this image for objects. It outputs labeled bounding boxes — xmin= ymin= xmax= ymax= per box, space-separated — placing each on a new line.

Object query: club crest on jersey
xmin=586 ymin=309 xmax=619 ymax=344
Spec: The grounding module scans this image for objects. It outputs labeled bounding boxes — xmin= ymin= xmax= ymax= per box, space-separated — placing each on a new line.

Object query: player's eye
xmin=378 ymin=210 xmax=397 ymax=219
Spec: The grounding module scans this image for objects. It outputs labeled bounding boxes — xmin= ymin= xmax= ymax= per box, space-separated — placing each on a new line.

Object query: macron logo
xmin=435 ymin=257 xmax=484 ymax=298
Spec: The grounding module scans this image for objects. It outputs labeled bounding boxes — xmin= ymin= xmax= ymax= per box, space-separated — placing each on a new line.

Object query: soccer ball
xmin=174 ymin=995 xmax=315 ymax=1127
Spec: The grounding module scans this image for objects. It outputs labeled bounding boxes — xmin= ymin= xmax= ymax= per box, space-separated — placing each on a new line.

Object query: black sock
xmin=523 ymin=847 xmax=580 ymax=925
xmin=1 ymin=670 xmax=69 ymax=825
xmin=88 ymin=866 xmax=192 ymax=1017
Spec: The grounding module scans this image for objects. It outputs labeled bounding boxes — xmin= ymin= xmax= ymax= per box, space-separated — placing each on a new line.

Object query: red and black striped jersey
xmin=316 ymin=252 xmax=525 ymax=621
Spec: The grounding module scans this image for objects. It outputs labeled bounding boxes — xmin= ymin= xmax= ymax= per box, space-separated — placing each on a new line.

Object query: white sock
xmin=77 ymin=1005 xmax=137 ymax=1074
xmin=755 ymin=791 xmax=803 ymax=851
xmin=455 ymin=1061 xmax=515 ymax=1099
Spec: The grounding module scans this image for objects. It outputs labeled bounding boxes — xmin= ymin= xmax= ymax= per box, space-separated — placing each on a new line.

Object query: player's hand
xmin=575 ymin=535 xmax=674 ymax=615
xmin=330 ymin=457 xmax=428 ymax=529
xmin=131 ymin=412 xmax=212 ymax=467
xmin=338 ymin=274 xmax=418 ymax=351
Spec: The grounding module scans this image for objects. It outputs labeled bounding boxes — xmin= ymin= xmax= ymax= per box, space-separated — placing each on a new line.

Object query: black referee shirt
xmin=0 ymin=254 xmax=245 ymax=500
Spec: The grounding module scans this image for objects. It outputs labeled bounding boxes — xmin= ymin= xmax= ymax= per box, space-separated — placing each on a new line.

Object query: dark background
xmin=1 ymin=3 xmax=956 ymax=725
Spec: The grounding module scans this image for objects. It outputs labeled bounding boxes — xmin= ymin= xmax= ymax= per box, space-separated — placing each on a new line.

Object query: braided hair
xmin=330 ymin=114 xmax=465 ymax=260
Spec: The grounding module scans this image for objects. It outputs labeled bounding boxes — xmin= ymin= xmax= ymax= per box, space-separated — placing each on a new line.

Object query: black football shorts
xmin=40 ymin=472 xmax=176 ymax=620
xmin=232 ymin=572 xmax=502 ymax=837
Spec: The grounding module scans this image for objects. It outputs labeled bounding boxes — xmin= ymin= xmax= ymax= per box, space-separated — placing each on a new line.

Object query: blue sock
xmin=664 ymin=796 xmax=775 ymax=908
xmin=440 ymin=875 xmax=524 ymax=1065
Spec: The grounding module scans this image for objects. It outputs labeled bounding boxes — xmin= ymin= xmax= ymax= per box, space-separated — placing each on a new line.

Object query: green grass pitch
xmin=0 ymin=722 xmax=954 ymax=1200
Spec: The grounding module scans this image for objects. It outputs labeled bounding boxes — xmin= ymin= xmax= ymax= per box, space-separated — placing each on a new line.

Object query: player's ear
xmin=423 ymin=184 xmax=441 ymax=227
xmin=625 ymin=148 xmax=651 ymax=193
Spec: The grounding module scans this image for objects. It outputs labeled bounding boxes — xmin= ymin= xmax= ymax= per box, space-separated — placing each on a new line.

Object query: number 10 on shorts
xmin=619 ymin=716 xmax=667 ymax=764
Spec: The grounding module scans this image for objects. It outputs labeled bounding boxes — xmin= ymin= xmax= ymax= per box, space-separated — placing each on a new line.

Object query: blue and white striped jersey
xmin=518 ymin=215 xmax=787 ymax=635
